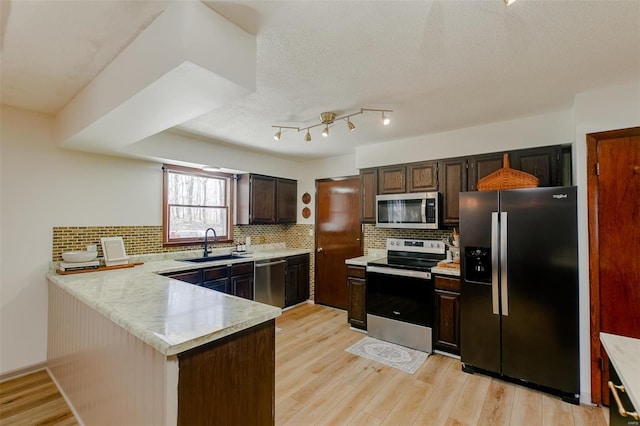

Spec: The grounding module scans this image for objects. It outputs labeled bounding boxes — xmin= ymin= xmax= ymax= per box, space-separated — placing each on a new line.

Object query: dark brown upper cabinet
xmin=276 ymin=178 xmax=298 ymax=223
xmin=237 ymin=174 xmax=297 ymax=225
xmin=467 ymin=153 xmax=505 ymax=191
xmin=407 ymin=161 xmax=438 ymax=192
xmin=511 ymin=146 xmax=561 ymax=187
xmin=378 ymin=166 xmax=406 ymax=194
xmin=360 ymin=168 xmax=378 ymax=223
xmin=439 ymin=157 xmax=467 ymax=226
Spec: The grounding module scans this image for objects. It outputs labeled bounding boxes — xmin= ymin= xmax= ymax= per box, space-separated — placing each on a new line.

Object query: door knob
xmin=317 ymin=247 xmax=323 ymax=253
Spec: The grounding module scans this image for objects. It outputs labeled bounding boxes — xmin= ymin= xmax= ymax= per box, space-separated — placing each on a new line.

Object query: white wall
xmin=572 ymin=81 xmax=640 ymax=405
xmin=0 ymin=106 xmax=162 ymax=374
xmin=355 ymin=109 xmax=574 ymax=168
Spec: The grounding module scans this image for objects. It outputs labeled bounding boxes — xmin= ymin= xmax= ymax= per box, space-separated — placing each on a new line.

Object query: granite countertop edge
xmin=47 ymin=247 xmax=311 ymax=356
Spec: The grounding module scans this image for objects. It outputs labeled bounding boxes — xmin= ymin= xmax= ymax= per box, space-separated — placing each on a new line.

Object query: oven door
xmin=366 ymin=266 xmax=434 ymax=327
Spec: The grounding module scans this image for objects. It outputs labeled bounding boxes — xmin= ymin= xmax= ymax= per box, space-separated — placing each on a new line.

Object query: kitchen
xmin=1 ymin=1 xmax=639 ymax=425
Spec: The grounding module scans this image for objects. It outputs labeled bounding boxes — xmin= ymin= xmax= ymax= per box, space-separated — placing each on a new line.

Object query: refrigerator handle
xmin=500 ymin=212 xmax=509 ymax=316
xmin=491 ymin=212 xmax=499 ymax=315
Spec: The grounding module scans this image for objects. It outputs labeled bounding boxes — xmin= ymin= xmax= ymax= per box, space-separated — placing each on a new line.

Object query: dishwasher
xmin=254 ymin=258 xmax=286 ymax=308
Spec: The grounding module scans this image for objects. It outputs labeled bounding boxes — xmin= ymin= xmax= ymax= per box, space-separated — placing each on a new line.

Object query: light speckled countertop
xmin=345 ymin=249 xmax=386 ymax=266
xmin=47 ymin=246 xmax=309 ymax=356
xmin=431 ymin=265 xmax=461 ymax=277
xmin=600 ymin=332 xmax=640 ymax=410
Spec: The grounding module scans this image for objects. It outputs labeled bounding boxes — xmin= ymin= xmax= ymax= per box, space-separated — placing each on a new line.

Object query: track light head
xmin=274 ymin=128 xmax=281 ymax=140
xmin=504 ymin=0 xmax=518 ymax=5
xmin=347 ymin=118 xmax=356 ymax=132
xmin=322 ymin=125 xmax=329 ymax=137
xmin=382 ymin=112 xmax=390 ymax=126
xmin=305 ymin=130 xmax=311 ymax=142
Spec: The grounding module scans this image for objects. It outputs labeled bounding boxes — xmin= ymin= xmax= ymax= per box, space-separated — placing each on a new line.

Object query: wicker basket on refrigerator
xmin=476 ymin=153 xmax=539 ymax=191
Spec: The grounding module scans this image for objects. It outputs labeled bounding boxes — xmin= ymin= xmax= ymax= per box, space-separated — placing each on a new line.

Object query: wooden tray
xmin=436 ymin=261 xmax=460 ymax=269
xmin=56 ymin=262 xmax=143 ymax=275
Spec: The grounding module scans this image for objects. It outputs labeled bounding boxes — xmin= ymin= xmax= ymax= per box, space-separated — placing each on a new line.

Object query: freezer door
xmin=459 ymin=191 xmax=501 ymax=373
xmin=499 ymin=187 xmax=579 ymax=396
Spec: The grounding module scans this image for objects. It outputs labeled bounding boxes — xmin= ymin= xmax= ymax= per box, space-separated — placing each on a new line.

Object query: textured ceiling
xmin=2 ymin=0 xmax=639 ymax=160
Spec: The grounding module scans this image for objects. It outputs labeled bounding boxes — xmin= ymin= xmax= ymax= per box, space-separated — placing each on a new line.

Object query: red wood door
xmin=588 ymin=128 xmax=640 ymax=405
xmin=315 ymin=177 xmax=362 ymax=309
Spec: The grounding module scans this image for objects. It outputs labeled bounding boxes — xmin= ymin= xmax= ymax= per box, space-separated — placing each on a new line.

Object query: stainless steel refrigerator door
xmin=459 ymin=190 xmax=501 ymax=374
xmin=499 ymin=187 xmax=579 ymax=395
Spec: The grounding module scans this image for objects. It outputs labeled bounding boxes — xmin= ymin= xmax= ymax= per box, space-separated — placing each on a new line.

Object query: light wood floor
xmin=0 ymin=369 xmax=77 ymax=426
xmin=275 ymin=303 xmax=608 ymax=426
xmin=0 ymin=303 xmax=609 ymax=426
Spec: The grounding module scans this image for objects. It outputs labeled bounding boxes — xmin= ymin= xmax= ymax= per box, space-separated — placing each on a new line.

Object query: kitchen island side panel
xmin=47 ymin=281 xmax=173 ymax=425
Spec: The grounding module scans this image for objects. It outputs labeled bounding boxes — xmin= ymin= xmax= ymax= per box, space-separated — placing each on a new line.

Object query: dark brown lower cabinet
xmin=347 ymin=265 xmax=367 ymax=330
xmin=609 ymin=362 xmax=638 ymax=426
xmin=434 ymin=275 xmax=461 ymax=355
xmin=285 ymin=254 xmax=310 ymax=307
xmin=163 ymin=262 xmax=255 ymax=299
xmin=177 ymin=320 xmax=275 ymax=425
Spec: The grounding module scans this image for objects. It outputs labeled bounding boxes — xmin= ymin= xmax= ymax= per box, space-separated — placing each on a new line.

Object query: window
xmin=163 ymin=164 xmax=233 ymax=245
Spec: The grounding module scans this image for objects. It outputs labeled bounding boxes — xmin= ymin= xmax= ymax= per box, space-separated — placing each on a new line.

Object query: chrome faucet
xmin=203 ymin=228 xmax=218 ymax=257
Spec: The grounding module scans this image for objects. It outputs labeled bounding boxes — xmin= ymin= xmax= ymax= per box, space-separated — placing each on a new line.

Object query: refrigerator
xmin=459 ymin=186 xmax=579 ymax=403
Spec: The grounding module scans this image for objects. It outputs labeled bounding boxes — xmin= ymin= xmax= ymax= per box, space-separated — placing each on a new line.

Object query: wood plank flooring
xmin=0 ymin=369 xmax=76 ymax=426
xmin=275 ymin=303 xmax=609 ymax=426
xmin=0 ymin=303 xmax=609 ymax=425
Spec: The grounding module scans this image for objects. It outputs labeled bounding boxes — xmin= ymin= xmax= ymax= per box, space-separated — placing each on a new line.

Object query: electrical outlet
xmin=308 ymin=229 xmax=313 ymax=236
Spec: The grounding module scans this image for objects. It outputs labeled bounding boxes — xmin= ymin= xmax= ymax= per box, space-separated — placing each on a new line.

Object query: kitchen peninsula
xmin=45 ymin=249 xmax=305 ymax=425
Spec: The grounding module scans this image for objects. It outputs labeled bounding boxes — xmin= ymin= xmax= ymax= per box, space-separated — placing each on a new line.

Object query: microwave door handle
xmin=421 ymin=199 xmax=427 ymax=223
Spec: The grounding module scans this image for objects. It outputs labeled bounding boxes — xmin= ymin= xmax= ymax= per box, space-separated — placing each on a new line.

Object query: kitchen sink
xmin=180 ymin=254 xmax=251 ymax=263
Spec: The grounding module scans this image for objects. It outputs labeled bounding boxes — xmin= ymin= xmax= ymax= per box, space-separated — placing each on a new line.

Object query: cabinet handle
xmin=608 ymin=381 xmax=639 ymax=420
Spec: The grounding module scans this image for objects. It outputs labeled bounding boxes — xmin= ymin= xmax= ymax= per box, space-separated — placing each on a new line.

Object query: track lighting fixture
xmin=504 ymin=0 xmax=518 ymax=5
xmin=271 ymin=107 xmax=392 ymax=142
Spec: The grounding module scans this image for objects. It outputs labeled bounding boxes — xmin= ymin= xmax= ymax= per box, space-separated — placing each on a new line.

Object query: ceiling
xmin=2 ymin=0 xmax=639 ymax=160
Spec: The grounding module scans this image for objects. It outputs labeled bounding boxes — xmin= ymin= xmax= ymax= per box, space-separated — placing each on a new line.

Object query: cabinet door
xmin=434 ymin=289 xmax=460 ymax=354
xmin=348 ymin=276 xmax=367 ymax=330
xmin=360 ymin=168 xmax=378 ymax=223
xmin=407 ymin=161 xmax=438 ymax=192
xmin=202 ymin=277 xmax=230 ymax=294
xmin=231 ymin=274 xmax=254 ymax=300
xmin=378 ymin=166 xmax=406 ymax=194
xmin=467 ymin=153 xmax=505 ymax=191
xmin=440 ymin=158 xmax=467 ymax=226
xmin=285 ymin=265 xmax=298 ymax=307
xmin=277 ymin=178 xmax=298 ymax=223
xmin=163 ymin=270 xmax=201 ymax=285
xmin=250 ymin=175 xmax=277 ymax=224
xmin=511 ymin=146 xmax=561 ymax=187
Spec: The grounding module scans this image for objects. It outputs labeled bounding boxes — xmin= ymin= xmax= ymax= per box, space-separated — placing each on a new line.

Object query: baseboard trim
xmin=0 ymin=362 xmax=47 ymax=383
xmin=47 ymin=367 xmax=85 ymax=426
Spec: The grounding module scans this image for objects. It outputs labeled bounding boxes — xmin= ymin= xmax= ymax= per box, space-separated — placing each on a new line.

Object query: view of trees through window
xmin=165 ymin=168 xmax=231 ymax=242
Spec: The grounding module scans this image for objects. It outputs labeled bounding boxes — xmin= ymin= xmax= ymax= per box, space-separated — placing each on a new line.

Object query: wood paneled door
xmin=587 ymin=127 xmax=640 ymax=405
xmin=315 ymin=177 xmax=362 ymax=309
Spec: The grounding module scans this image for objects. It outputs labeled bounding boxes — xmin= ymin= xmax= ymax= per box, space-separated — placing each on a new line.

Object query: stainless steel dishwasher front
xmin=254 ymin=258 xmax=286 ymax=308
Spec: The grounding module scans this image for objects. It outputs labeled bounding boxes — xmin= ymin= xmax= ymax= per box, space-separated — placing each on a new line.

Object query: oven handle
xmin=366 ymin=265 xmax=431 ymax=280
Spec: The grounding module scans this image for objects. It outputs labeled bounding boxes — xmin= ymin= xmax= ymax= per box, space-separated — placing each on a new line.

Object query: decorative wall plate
xmin=302 ymin=192 xmax=311 ymax=204
xmin=302 ymin=207 xmax=311 ymax=218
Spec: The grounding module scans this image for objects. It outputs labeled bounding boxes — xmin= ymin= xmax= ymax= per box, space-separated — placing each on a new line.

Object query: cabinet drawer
xmin=203 ymin=266 xmax=228 ymax=281
xmin=231 ymin=262 xmax=253 ymax=276
xmin=163 ymin=270 xmax=201 ymax=284
xmin=434 ymin=275 xmax=460 ymax=292
xmin=286 ymin=254 xmax=309 ymax=266
xmin=347 ymin=266 xmax=366 ymax=279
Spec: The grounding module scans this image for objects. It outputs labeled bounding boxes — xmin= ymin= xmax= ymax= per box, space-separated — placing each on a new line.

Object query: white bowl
xmin=62 ymin=251 xmax=98 ymax=263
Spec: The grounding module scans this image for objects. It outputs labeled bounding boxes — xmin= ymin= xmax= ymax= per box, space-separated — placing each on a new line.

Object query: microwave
xmin=376 ymin=192 xmax=440 ymax=229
